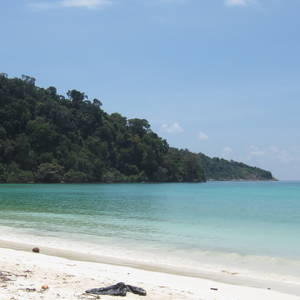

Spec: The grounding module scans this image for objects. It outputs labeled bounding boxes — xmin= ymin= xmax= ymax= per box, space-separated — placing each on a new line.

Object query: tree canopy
xmin=0 ymin=74 xmax=274 ymax=183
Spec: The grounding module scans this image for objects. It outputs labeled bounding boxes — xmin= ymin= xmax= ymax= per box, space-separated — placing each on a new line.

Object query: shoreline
xmin=0 ymin=246 xmax=300 ymax=300
xmin=0 ymin=179 xmax=277 ymax=184
xmin=0 ymin=239 xmax=300 ymax=299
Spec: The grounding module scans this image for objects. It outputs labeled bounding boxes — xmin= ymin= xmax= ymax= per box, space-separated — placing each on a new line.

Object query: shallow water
xmin=0 ymin=181 xmax=300 ymax=282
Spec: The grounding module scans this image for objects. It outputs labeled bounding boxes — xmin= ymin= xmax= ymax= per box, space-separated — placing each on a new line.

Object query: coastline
xmin=0 ymin=178 xmax=277 ymax=184
xmin=206 ymin=179 xmax=278 ymax=182
xmin=0 ymin=239 xmax=300 ymax=300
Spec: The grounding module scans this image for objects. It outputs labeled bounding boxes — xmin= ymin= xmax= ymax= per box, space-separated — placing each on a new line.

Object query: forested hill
xmin=0 ymin=74 xmax=274 ymax=183
xmin=197 ymin=153 xmax=274 ymax=181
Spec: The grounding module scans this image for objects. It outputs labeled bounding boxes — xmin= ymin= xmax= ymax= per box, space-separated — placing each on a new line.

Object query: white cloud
xmin=198 ymin=131 xmax=209 ymax=141
xmin=224 ymin=0 xmax=255 ymax=7
xmin=269 ymin=146 xmax=280 ymax=154
xmin=223 ymin=146 xmax=233 ymax=153
xmin=30 ymin=0 xmax=257 ymax=10
xmin=250 ymin=150 xmax=265 ymax=156
xmin=267 ymin=146 xmax=296 ymax=163
xmin=161 ymin=122 xmax=183 ymax=134
xmin=248 ymin=145 xmax=299 ymax=163
xmin=30 ymin=0 xmax=111 ymax=10
xmin=221 ymin=146 xmax=234 ymax=159
xmin=61 ymin=0 xmax=111 ymax=8
xmin=249 ymin=145 xmax=265 ymax=156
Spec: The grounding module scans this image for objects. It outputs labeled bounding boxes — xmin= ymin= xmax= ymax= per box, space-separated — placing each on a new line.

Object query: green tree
xmin=64 ymin=170 xmax=88 ymax=183
xmin=0 ymin=74 xmax=274 ymax=183
xmin=36 ymin=163 xmax=64 ymax=183
xmin=0 ymin=163 xmax=6 ymax=182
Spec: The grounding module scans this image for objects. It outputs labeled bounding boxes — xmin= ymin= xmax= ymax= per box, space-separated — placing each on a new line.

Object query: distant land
xmin=0 ymin=74 xmax=274 ymax=183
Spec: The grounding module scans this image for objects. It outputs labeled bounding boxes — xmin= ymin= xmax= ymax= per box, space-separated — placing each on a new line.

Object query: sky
xmin=1 ymin=0 xmax=300 ymax=180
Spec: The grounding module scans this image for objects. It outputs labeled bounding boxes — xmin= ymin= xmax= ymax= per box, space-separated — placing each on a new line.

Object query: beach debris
xmin=210 ymin=288 xmax=218 ymax=291
xmin=222 ymin=270 xmax=239 ymax=276
xmin=26 ymin=288 xmax=37 ymax=292
xmin=86 ymin=282 xmax=147 ymax=297
xmin=32 ymin=247 xmax=40 ymax=253
xmin=41 ymin=284 xmax=49 ymax=290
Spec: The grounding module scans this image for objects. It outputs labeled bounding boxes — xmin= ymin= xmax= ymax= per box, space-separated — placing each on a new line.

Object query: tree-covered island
xmin=0 ymin=74 xmax=274 ymax=183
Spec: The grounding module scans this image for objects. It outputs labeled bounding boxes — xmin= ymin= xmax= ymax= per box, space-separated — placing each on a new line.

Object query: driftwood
xmin=86 ymin=282 xmax=147 ymax=297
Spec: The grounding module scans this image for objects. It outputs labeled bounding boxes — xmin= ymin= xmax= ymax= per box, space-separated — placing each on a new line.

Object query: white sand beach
xmin=0 ymin=244 xmax=299 ymax=300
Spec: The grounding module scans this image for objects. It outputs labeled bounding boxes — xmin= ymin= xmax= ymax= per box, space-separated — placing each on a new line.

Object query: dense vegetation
xmin=0 ymin=74 xmax=274 ymax=183
xmin=197 ymin=153 xmax=274 ymax=181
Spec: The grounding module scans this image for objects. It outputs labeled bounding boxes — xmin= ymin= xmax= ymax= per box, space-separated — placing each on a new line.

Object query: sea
xmin=0 ymin=181 xmax=300 ymax=292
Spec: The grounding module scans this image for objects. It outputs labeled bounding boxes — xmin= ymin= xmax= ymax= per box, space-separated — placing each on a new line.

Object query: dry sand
xmin=0 ymin=247 xmax=299 ymax=300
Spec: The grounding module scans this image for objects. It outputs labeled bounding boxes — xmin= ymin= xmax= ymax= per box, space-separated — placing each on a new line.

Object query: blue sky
xmin=1 ymin=0 xmax=300 ymax=179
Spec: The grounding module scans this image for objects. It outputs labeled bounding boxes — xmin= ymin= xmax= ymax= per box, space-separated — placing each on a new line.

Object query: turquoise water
xmin=0 ymin=181 xmax=300 ymax=279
